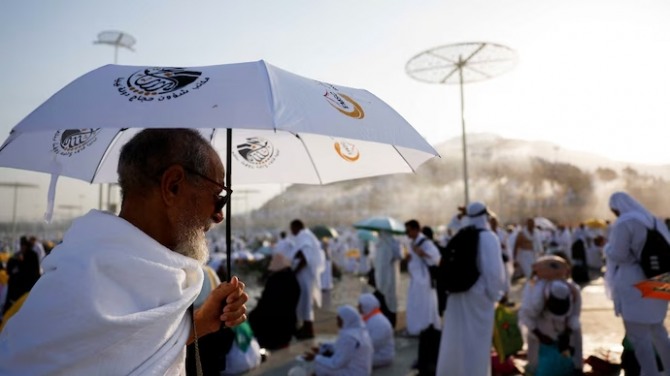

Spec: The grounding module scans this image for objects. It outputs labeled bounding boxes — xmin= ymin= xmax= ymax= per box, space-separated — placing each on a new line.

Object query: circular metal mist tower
xmin=406 ymin=42 xmax=517 ymax=206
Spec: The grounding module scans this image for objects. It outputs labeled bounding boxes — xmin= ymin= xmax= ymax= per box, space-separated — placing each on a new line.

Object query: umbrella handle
xmin=225 ymin=129 xmax=233 ymax=282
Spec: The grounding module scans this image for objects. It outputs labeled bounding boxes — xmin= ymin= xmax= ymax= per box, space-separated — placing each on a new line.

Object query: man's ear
xmin=160 ymin=164 xmax=187 ymax=206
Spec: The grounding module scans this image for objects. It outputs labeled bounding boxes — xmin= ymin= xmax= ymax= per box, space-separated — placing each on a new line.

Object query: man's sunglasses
xmin=183 ymin=166 xmax=232 ymax=212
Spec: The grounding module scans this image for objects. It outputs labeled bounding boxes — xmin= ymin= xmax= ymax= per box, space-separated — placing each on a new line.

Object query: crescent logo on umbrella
xmin=233 ymin=137 xmax=279 ymax=169
xmin=334 ymin=141 xmax=360 ymax=162
xmin=51 ymin=128 xmax=101 ymax=157
xmin=320 ymin=83 xmax=365 ymax=119
xmin=113 ymin=67 xmax=209 ymax=102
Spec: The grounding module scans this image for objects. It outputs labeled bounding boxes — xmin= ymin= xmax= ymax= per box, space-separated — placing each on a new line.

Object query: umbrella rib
xmin=0 ymin=130 xmax=16 ymax=153
xmin=294 ymin=133 xmax=324 ymax=184
xmin=259 ymin=60 xmax=279 ymax=132
xmin=393 ymin=145 xmax=417 ymax=174
xmin=91 ymin=128 xmax=126 ymax=184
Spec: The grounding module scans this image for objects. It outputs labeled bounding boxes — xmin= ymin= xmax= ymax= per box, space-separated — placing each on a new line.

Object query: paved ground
xmin=242 ymin=272 xmax=670 ymax=376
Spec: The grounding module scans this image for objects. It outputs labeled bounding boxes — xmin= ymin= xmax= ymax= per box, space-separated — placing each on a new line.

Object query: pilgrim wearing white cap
xmin=519 ymin=278 xmax=583 ymax=373
xmin=436 ymin=202 xmax=506 ymax=376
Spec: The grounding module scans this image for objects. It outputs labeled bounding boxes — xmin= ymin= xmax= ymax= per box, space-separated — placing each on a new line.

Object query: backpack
xmin=639 ymin=222 xmax=670 ymax=278
xmin=438 ymin=225 xmax=482 ymax=293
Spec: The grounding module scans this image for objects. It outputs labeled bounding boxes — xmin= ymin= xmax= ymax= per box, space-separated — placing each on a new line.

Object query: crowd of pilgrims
xmin=2 ymin=195 xmax=670 ymax=375
xmin=206 ymin=208 xmax=620 ymax=375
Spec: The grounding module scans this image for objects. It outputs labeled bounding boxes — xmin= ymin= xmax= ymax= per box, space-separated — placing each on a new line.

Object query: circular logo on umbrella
xmin=114 ymin=67 xmax=210 ymax=102
xmin=52 ymin=129 xmax=101 ymax=157
xmin=234 ymin=137 xmax=279 ymax=168
xmin=320 ymin=83 xmax=365 ymax=119
xmin=334 ymin=141 xmax=360 ymax=162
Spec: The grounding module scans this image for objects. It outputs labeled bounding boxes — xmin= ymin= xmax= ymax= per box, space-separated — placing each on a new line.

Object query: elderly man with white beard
xmin=436 ymin=201 xmax=506 ymax=376
xmin=0 ymin=129 xmax=248 ymax=375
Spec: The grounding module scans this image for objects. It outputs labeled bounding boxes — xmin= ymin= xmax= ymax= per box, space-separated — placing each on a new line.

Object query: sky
xmin=1 ymin=0 xmax=670 ymax=222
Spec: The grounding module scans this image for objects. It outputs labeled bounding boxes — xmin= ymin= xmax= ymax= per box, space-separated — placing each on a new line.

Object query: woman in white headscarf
xmin=606 ymin=191 xmax=670 ymax=375
xmin=358 ymin=293 xmax=395 ymax=368
xmin=304 ymin=305 xmax=373 ymax=376
xmin=436 ymin=201 xmax=506 ymax=376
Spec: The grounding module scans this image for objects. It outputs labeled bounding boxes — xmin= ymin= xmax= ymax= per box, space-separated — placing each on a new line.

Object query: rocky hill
xmin=246 ymin=133 xmax=670 ymax=228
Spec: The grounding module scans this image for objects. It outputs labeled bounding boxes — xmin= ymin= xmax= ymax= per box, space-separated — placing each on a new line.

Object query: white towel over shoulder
xmin=0 ymin=210 xmax=204 ymax=375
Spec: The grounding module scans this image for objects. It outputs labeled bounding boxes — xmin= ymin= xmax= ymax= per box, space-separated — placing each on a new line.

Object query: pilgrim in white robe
xmin=320 ymin=240 xmax=334 ymax=310
xmin=293 ymin=228 xmax=325 ymax=322
xmin=606 ymin=192 xmax=670 ymax=375
xmin=405 ymin=233 xmax=441 ymax=335
xmin=273 ymin=235 xmax=294 ymax=259
xmin=437 ymin=202 xmax=506 ymax=376
xmin=515 ymin=227 xmax=544 ymax=279
xmin=222 ymin=322 xmax=262 ymax=375
xmin=358 ymin=238 xmax=374 ymax=275
xmin=519 ymin=279 xmax=583 ymax=373
xmin=359 ymin=293 xmax=395 ymax=367
xmin=373 ymin=231 xmax=401 ymax=314
xmin=555 ymin=227 xmax=573 ymax=258
xmin=494 ymin=226 xmax=512 ymax=293
xmin=313 ymin=305 xmax=373 ymax=376
xmin=0 ymin=210 xmax=203 ymax=375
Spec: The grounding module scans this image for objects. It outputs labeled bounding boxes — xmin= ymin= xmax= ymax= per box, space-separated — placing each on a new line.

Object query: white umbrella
xmin=7 ymin=61 xmax=434 ymax=150
xmin=534 ymin=216 xmax=557 ymax=231
xmin=353 ymin=216 xmax=406 ymax=235
xmin=0 ymin=128 xmax=431 ymax=185
xmin=0 ymin=60 xmax=439 ymax=278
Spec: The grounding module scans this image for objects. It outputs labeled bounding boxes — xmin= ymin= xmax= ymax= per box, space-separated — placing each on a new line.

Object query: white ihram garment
xmin=437 ymin=204 xmax=506 ymax=376
xmin=0 ymin=210 xmax=203 ymax=375
xmin=373 ymin=232 xmax=401 ymax=313
xmin=518 ymin=279 xmax=583 ymax=371
xmin=273 ymin=237 xmax=294 ymax=259
xmin=606 ymin=192 xmax=670 ymax=376
xmin=314 ymin=306 xmax=373 ymax=376
xmin=359 ymin=293 xmax=395 ymax=367
xmin=516 ymin=228 xmax=543 ymax=279
xmin=405 ymin=234 xmax=441 ymax=335
xmin=293 ymin=229 xmax=325 ymax=322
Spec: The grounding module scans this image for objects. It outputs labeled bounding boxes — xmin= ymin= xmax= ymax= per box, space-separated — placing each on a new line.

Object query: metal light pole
xmin=406 ymin=42 xmax=517 ymax=207
xmin=94 ymin=31 xmax=136 ymax=211
xmin=0 ymin=182 xmax=39 ymax=249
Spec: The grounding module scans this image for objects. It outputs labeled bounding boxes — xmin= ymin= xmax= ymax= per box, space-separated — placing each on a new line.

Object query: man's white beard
xmin=174 ymin=211 xmax=210 ymax=264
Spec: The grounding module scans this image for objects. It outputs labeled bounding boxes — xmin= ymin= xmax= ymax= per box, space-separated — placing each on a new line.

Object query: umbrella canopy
xmin=635 ymin=272 xmax=670 ymax=300
xmin=534 ymin=216 xmax=557 ymax=231
xmin=353 ymin=216 xmax=406 ymax=235
xmin=0 ymin=60 xmax=438 ymax=280
xmin=356 ymin=229 xmax=378 ymax=242
xmin=0 ymin=128 xmax=435 ymax=186
xmin=5 ymin=61 xmax=435 ymax=152
xmin=310 ymin=225 xmax=338 ymax=240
